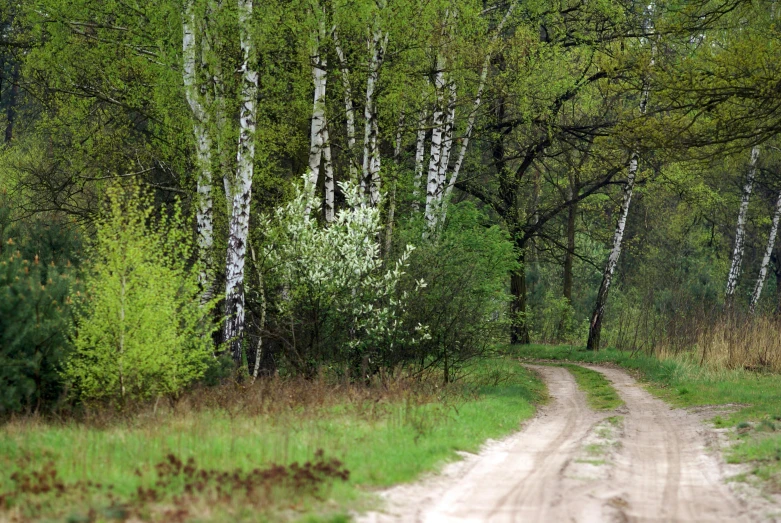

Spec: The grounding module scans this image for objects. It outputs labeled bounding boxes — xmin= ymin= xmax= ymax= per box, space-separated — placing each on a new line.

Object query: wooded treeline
xmin=1 ymin=0 xmax=780 ymax=411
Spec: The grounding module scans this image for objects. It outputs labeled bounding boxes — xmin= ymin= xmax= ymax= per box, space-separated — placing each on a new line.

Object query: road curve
xmin=360 ymin=364 xmax=757 ymax=523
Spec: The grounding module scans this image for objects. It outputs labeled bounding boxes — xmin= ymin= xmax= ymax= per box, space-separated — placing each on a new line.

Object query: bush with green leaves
xmin=258 ymin=178 xmax=425 ymax=376
xmin=64 ymin=184 xmax=213 ymax=403
xmin=394 ymin=203 xmax=518 ymax=381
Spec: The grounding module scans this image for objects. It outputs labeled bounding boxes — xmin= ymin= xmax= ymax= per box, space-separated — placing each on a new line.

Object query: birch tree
xmin=182 ymin=0 xmax=215 ymax=303
xmin=749 ymin=188 xmax=781 ymax=313
xmin=334 ymin=28 xmax=358 ymax=184
xmin=586 ymin=12 xmax=656 ymax=351
xmin=725 ymin=146 xmax=760 ymax=310
xmin=305 ymin=9 xmax=328 ymax=218
xmin=223 ymin=0 xmax=259 ymax=364
xmin=362 ymin=23 xmax=388 ymax=206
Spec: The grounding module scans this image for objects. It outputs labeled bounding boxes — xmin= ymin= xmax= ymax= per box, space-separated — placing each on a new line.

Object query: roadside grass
xmin=510 ymin=344 xmax=781 ymax=491
xmin=559 ymin=364 xmax=624 ymax=411
xmin=0 ymin=357 xmax=544 ymax=522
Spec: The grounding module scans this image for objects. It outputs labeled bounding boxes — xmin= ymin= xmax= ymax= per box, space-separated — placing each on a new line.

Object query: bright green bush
xmin=64 ymin=184 xmax=213 ymax=403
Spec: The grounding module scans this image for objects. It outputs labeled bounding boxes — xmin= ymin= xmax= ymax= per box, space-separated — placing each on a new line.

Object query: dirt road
xmin=361 ymin=364 xmax=765 ymax=522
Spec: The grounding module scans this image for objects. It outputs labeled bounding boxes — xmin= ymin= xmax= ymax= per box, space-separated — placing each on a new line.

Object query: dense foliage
xmin=2 ymin=0 xmax=781 ymax=408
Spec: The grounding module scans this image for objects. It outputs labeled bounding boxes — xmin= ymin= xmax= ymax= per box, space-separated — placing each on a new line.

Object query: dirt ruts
xmin=360 ymin=364 xmax=768 ymax=522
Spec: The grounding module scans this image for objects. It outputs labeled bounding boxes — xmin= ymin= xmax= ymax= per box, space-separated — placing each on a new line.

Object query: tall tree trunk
xmin=305 ymin=18 xmax=328 ymax=217
xmin=725 ymin=145 xmax=760 ymax=310
xmin=333 ymin=30 xmax=358 ymax=184
xmin=749 ymin=189 xmax=781 ymax=313
xmin=586 ymin=152 xmax=638 ymax=351
xmin=323 ymin=124 xmax=335 ymax=222
xmin=182 ymin=2 xmax=216 ymax=304
xmin=424 ymin=55 xmax=446 ymax=230
xmin=511 ymin=248 xmax=530 ymax=344
xmin=361 ymin=28 xmax=388 ymax=205
xmin=441 ymin=0 xmax=517 ymax=221
xmin=436 ymin=81 xmax=457 ymax=203
xmin=224 ymin=0 xmax=259 ymax=365
xmin=412 ymin=109 xmax=427 ymax=212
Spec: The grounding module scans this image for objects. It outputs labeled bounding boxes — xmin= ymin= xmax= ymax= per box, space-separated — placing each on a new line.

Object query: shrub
xmin=396 ymin=202 xmax=518 ymax=382
xmin=257 ymin=177 xmax=424 ymax=377
xmin=64 ymin=184 xmax=213 ymax=403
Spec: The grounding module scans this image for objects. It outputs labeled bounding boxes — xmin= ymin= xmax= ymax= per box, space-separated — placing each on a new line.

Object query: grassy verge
xmin=511 ymin=344 xmax=781 ymax=491
xmin=0 ymin=358 xmax=544 ymax=522
xmin=560 ymin=364 xmax=624 ymax=411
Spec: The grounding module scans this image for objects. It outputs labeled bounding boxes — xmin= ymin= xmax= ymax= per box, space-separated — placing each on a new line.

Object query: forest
xmin=2 ymin=0 xmax=781 ymax=521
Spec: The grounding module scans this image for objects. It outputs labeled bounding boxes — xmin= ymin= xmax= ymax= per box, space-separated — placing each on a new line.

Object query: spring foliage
xmin=64 ymin=185 xmax=213 ymax=402
xmin=261 ymin=177 xmax=426 ymax=374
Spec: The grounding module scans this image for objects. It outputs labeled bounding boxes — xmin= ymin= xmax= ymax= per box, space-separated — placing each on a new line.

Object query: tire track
xmin=360 ymin=363 xmax=758 ymax=522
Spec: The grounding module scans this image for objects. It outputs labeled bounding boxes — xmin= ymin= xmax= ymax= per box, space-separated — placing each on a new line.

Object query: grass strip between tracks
xmin=560 ymin=364 xmax=624 ymax=411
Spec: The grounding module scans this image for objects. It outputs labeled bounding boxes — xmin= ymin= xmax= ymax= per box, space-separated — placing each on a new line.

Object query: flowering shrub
xmin=259 ymin=177 xmax=426 ymax=376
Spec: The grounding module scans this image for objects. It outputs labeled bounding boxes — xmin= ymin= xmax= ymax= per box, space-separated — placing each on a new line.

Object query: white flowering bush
xmin=260 ymin=176 xmax=427 ymax=375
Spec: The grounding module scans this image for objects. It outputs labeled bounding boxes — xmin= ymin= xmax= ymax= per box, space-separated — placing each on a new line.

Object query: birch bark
xmin=725 ymin=146 xmax=760 ymax=309
xmin=424 ymin=55 xmax=446 ymax=229
xmin=586 ymin=11 xmax=655 ymax=350
xmin=323 ymin=124 xmax=335 ymax=222
xmin=412 ymin=109 xmax=427 ymax=212
xmin=586 ymin=152 xmax=638 ymax=350
xmin=362 ymin=28 xmax=388 ymax=205
xmin=440 ymin=1 xmax=518 ymax=222
xmin=305 ymin=16 xmax=328 ymax=217
xmin=182 ymin=1 xmax=215 ymax=304
xmin=436 ymin=81 xmax=457 ymax=198
xmin=749 ymin=189 xmax=781 ymax=313
xmin=224 ymin=0 xmax=259 ymax=364
xmin=333 ymin=30 xmax=358 ymax=184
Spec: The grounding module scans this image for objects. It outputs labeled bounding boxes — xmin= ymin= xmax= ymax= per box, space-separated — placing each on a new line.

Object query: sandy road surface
xmin=360 ymin=364 xmax=763 ymax=523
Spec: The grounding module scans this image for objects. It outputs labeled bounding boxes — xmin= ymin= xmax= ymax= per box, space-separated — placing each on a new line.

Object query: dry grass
xmin=693 ymin=316 xmax=781 ymax=373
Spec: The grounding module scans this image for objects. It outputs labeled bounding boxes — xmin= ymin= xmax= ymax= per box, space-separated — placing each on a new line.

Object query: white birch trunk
xmin=586 ymin=151 xmax=639 ymax=351
xmin=412 ymin=108 xmax=427 ymax=212
xmin=224 ymin=0 xmax=259 ymax=364
xmin=334 ymin=29 xmax=358 ymax=184
xmin=440 ymin=0 xmax=518 ymax=223
xmin=305 ymin=17 xmax=328 ymax=217
xmin=361 ymin=28 xmax=388 ymax=205
xmin=424 ymin=55 xmax=446 ymax=229
xmin=436 ymin=81 xmax=457 ymax=197
xmin=323 ymin=124 xmax=335 ymax=222
xmin=749 ymin=189 xmax=781 ymax=313
xmin=587 ymin=75 xmax=652 ymax=350
xmin=182 ymin=1 xmax=215 ymax=304
xmin=726 ymin=145 xmax=761 ymax=308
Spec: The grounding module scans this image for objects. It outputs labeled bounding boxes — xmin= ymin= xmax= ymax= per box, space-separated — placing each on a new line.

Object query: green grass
xmin=511 ymin=344 xmax=781 ymax=491
xmin=0 ymin=357 xmax=544 ymax=521
xmin=560 ymin=364 xmax=624 ymax=411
